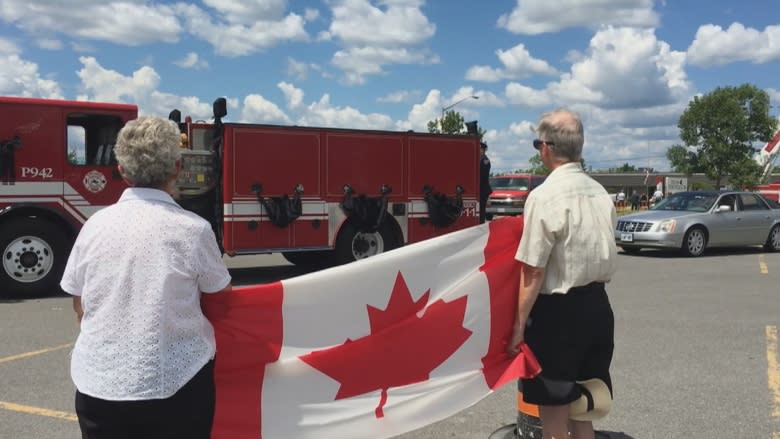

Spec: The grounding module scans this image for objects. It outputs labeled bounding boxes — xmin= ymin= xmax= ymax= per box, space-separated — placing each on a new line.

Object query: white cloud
xmin=490 ymin=27 xmax=693 ymax=171
xmin=71 ymin=42 xmax=96 ymax=53
xmin=325 ymin=0 xmax=437 ymax=84
xmin=304 ymin=8 xmax=320 ymax=21
xmin=396 ymin=87 xmax=501 ymax=132
xmin=240 ymin=94 xmax=291 ymax=124
xmin=75 ymin=56 xmax=211 ymax=119
xmin=0 ymin=37 xmax=19 ymax=54
xmin=174 ymin=52 xmax=209 ymax=69
xmin=0 ymin=1 xmax=310 ymax=57
xmin=0 ymin=1 xmax=182 ymax=45
xmin=278 ymin=81 xmax=304 ymax=110
xmin=505 ymin=82 xmax=552 ymax=107
xmin=377 ymin=90 xmax=420 ymax=103
xmin=497 ymin=0 xmax=658 ymax=35
xmin=546 ymin=27 xmax=690 ymax=109
xmin=36 ymin=38 xmax=63 ymax=50
xmin=400 ymin=89 xmax=442 ymax=131
xmin=332 ymin=46 xmax=438 ymax=85
xmin=0 ymin=54 xmax=63 ymax=98
xmin=202 ymin=0 xmax=287 ymax=24
xmin=466 ymin=43 xmax=558 ymax=82
xmin=175 ymin=3 xmax=309 ymax=57
xmin=687 ymin=23 xmax=780 ymax=66
xmin=287 ymin=58 xmax=309 ymax=81
xmin=298 ymin=94 xmax=394 ymax=130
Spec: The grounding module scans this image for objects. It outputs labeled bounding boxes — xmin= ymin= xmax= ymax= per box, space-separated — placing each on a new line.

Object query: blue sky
xmin=1 ymin=0 xmax=779 ymax=172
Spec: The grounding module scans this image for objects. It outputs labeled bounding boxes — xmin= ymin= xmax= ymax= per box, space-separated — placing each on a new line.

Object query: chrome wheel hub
xmin=352 ymin=231 xmax=384 ymax=260
xmin=3 ymin=236 xmax=54 ymax=283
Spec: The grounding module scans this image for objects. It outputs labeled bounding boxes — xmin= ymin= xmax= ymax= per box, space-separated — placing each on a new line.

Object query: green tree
xmin=672 ymin=84 xmax=778 ymax=188
xmin=527 ymin=154 xmax=550 ymax=175
xmin=427 ymin=110 xmax=486 ymax=138
xmin=608 ymin=163 xmax=638 ymax=173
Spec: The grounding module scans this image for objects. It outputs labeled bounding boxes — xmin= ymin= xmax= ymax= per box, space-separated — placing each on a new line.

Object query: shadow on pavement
xmin=619 ymin=245 xmax=768 ymax=259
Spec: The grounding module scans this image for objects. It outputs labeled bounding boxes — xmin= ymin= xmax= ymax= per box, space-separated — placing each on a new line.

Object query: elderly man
xmin=61 ymin=116 xmax=232 ymax=438
xmin=507 ymin=109 xmax=618 ymax=439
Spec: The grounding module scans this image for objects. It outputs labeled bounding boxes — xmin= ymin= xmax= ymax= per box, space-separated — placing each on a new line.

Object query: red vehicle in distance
xmin=485 ymin=174 xmax=546 ymax=217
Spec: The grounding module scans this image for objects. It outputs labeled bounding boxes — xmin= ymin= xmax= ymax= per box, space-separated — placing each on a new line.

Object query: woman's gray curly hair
xmin=114 ymin=116 xmax=182 ymax=188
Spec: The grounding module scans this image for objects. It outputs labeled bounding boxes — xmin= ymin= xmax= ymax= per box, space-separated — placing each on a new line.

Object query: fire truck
xmin=0 ymin=96 xmax=480 ymax=297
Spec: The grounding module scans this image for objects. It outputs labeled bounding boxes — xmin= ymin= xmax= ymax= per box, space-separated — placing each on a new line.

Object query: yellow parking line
xmin=0 ymin=343 xmax=72 ymax=365
xmin=767 ymin=326 xmax=780 ymax=417
xmin=760 ymin=255 xmax=769 ymax=274
xmin=0 ymin=401 xmax=77 ymax=421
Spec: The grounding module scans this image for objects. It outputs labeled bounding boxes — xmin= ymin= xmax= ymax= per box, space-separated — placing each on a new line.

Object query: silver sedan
xmin=615 ymin=191 xmax=780 ymax=256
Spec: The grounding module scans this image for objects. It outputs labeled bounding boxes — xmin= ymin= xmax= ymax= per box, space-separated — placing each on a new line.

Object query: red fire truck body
xmin=0 ymin=96 xmax=480 ymax=297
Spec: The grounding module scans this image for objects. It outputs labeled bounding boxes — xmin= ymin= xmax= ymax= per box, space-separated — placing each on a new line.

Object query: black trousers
xmin=75 ymin=360 xmax=215 ymax=439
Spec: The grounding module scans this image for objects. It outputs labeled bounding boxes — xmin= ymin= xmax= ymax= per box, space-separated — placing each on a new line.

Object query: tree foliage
xmin=670 ymin=84 xmax=778 ymax=188
xmin=427 ymin=110 xmax=486 ymax=138
xmin=608 ymin=163 xmax=638 ymax=173
xmin=527 ymin=154 xmax=550 ymax=175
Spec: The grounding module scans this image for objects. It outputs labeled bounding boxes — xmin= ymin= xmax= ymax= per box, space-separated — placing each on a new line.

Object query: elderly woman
xmin=61 ymin=116 xmax=231 ymax=439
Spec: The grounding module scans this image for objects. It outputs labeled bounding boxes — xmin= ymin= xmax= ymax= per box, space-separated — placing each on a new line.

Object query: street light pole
xmin=441 ymin=95 xmax=479 ymax=119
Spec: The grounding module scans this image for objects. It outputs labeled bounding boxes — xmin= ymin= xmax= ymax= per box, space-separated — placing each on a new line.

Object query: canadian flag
xmin=202 ymin=217 xmax=540 ymax=439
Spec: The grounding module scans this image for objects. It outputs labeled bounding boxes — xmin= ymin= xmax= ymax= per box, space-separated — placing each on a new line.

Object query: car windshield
xmin=651 ymin=193 xmax=717 ymax=212
xmin=490 ymin=177 xmax=529 ymax=190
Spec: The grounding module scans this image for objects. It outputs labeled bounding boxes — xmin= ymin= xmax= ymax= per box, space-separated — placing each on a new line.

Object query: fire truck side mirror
xmin=213 ymin=98 xmax=227 ymax=119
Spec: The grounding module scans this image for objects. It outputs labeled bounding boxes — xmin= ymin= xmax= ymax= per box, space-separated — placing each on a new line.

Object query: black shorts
xmin=520 ymin=282 xmax=614 ymax=406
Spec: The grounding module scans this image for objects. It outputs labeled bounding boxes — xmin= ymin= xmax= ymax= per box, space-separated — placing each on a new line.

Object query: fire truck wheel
xmin=334 ymin=219 xmax=402 ymax=265
xmin=0 ymin=217 xmax=70 ymax=298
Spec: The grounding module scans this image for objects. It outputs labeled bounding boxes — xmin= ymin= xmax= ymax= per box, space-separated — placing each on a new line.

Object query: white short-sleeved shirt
xmin=61 ymin=187 xmax=231 ymax=400
xmin=515 ymin=163 xmax=617 ymax=295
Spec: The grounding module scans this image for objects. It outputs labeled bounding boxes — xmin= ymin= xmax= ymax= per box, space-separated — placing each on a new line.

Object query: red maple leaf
xmin=299 ymin=271 xmax=473 ymax=418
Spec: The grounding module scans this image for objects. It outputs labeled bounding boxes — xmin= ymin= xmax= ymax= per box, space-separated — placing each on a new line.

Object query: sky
xmin=1 ymin=0 xmax=779 ymax=172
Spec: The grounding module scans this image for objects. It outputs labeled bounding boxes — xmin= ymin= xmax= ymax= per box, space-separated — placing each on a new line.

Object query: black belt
xmin=568 ymin=281 xmax=605 ymax=294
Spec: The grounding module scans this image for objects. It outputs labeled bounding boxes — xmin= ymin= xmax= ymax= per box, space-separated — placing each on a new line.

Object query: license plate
xmin=620 ymin=233 xmax=633 ymax=242
xmin=496 ymin=208 xmax=506 ymax=213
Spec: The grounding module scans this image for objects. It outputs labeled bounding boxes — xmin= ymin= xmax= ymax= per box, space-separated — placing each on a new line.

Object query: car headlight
xmin=658 ymin=219 xmax=676 ymax=232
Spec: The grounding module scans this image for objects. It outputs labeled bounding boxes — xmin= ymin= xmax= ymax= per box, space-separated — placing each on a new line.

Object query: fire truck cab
xmin=0 ymin=97 xmax=136 ymax=297
xmin=1 ymin=97 xmax=481 ymax=297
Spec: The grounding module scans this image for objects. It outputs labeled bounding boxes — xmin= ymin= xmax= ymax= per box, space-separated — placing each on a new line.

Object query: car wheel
xmin=621 ymin=246 xmax=641 ymax=255
xmin=764 ymin=224 xmax=780 ymax=252
xmin=682 ymin=226 xmax=707 ymax=257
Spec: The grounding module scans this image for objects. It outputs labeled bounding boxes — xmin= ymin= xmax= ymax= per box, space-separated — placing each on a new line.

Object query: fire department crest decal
xmin=83 ymin=170 xmax=107 ymax=193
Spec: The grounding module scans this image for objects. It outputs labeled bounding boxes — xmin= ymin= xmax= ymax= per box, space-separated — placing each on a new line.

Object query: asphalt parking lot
xmin=1 ymin=249 xmax=779 ymax=439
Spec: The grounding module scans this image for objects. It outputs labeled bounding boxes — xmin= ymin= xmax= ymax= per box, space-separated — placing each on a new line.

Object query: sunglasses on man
xmin=533 ymin=139 xmax=555 ymax=150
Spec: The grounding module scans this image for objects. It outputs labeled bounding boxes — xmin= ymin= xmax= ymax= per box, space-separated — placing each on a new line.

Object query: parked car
xmin=616 ymin=191 xmax=780 ymax=256
xmin=486 ymin=174 xmax=546 ymax=216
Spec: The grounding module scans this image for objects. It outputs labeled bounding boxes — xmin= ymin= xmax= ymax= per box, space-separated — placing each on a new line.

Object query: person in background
xmin=651 ymin=188 xmax=664 ymax=205
xmin=630 ymin=190 xmax=640 ymax=211
xmin=507 ymin=109 xmax=617 ymax=439
xmin=616 ymin=189 xmax=626 ymax=210
xmin=479 ymin=141 xmax=492 ymax=223
xmin=61 ymin=116 xmax=232 ymax=439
